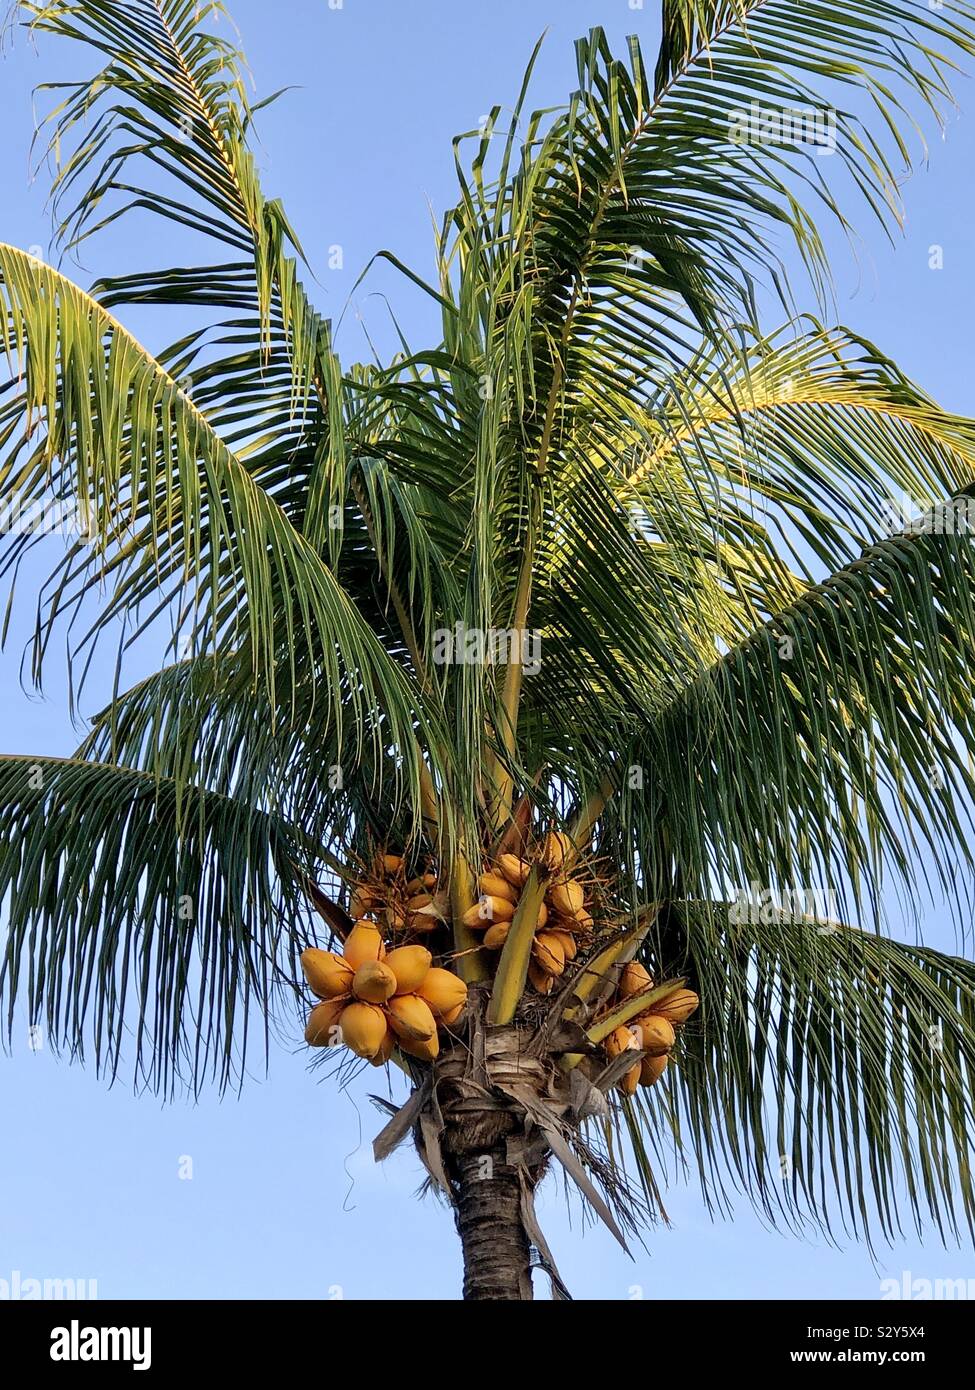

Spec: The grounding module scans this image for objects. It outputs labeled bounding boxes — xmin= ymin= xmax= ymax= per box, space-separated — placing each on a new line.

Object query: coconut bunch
xmin=301 ymin=924 xmax=467 ymax=1065
xmin=601 ymin=962 xmax=700 ymax=1096
xmin=349 ymin=852 xmax=446 ymax=941
xmin=463 ymin=831 xmax=596 ymax=994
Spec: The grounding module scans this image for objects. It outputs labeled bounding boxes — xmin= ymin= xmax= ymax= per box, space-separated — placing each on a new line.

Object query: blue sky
xmin=1 ymin=0 xmax=975 ymax=1300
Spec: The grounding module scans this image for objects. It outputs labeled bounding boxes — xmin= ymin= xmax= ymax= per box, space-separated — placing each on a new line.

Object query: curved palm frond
xmin=627 ymin=321 xmax=975 ymax=576
xmin=634 ymin=901 xmax=975 ymax=1245
xmin=19 ymin=0 xmax=318 ymax=361
xmin=0 ymin=753 xmax=319 ymax=1094
xmin=648 ymin=1 xmax=975 ymax=295
xmin=0 ymin=244 xmax=441 ymax=824
xmin=15 ymin=0 xmax=326 ymax=502
xmin=641 ymin=506 xmax=975 ymax=928
xmin=74 ymin=646 xmax=422 ymax=874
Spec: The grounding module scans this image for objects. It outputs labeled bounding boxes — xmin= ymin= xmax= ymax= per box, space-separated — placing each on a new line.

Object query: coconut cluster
xmin=601 ymin=962 xmax=700 ymax=1096
xmin=463 ymin=831 xmax=593 ymax=994
xmin=302 ymin=925 xmax=467 ymax=1065
xmin=350 ymin=854 xmax=446 ymax=938
xmin=302 ymin=836 xmax=701 ymax=1087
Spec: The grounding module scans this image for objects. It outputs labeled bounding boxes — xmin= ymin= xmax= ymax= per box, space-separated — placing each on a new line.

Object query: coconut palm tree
xmin=3 ymin=0 xmax=975 ymax=1301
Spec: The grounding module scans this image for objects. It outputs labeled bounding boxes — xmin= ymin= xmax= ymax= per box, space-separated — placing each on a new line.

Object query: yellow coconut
xmin=384 ymin=903 xmax=407 ymax=932
xmin=547 ymin=878 xmax=585 ymax=917
xmin=545 ymin=928 xmax=577 ymax=961
xmin=462 ymin=894 xmax=515 ymax=928
xmin=406 ymin=873 xmax=438 ymax=894
xmin=406 ymin=892 xmax=433 ymax=912
xmin=300 ymin=948 xmax=353 ymax=999
xmin=384 ymin=944 xmax=432 ymax=995
xmin=440 ymin=1001 xmax=465 ymax=1027
xmin=651 ymin=988 xmax=700 ymax=1025
xmin=418 ymin=967 xmax=468 ymax=1019
xmin=376 ymin=853 xmax=404 ymax=877
xmin=571 ymin=907 xmax=594 ymax=932
xmin=540 ymin=831 xmax=573 ymax=871
xmin=343 ymin=921 xmax=386 ymax=968
xmin=478 ymin=872 xmax=518 ymax=905
xmin=304 ymin=998 xmax=345 ymax=1047
xmin=528 ymin=962 xmax=555 ymax=994
xmin=632 ymin=1014 xmax=676 ymax=1056
xmin=483 ymin=921 xmax=510 ymax=950
xmin=350 ymin=885 xmax=377 ymax=918
xmin=640 ymin=1053 xmax=668 ymax=1087
xmin=621 ymin=1061 xmax=642 ymax=1096
xmin=338 ymin=1001 xmax=388 ymax=1058
xmin=369 ymin=1027 xmax=398 ymax=1067
xmin=398 ymin=1031 xmax=440 ymax=1062
xmin=352 ymin=960 xmax=397 ymax=1004
xmin=480 ymin=894 xmax=516 ymax=923
xmin=387 ymin=993 xmax=437 ymax=1042
xmin=535 ymin=900 xmax=549 ymax=929
xmin=619 ymin=960 xmax=654 ymax=998
xmin=533 ymin=932 xmax=566 ymax=977
xmin=606 ymin=1023 xmax=640 ymax=1058
xmin=496 ymin=853 xmax=531 ymax=887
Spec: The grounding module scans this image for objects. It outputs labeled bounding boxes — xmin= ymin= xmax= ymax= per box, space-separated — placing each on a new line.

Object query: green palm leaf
xmin=0 ymin=754 xmax=315 ymax=1094
xmin=0 ymin=244 xmax=438 ymax=820
xmin=644 ymin=506 xmax=975 ymax=923
xmin=638 ymin=901 xmax=975 ymax=1244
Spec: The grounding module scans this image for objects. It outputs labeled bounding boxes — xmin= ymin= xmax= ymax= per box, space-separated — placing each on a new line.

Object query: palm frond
xmin=0 ymin=244 xmax=437 ymax=824
xmin=635 ymin=901 xmax=975 ymax=1245
xmin=0 ymin=753 xmax=315 ymax=1094
xmin=642 ymin=505 xmax=975 ymax=928
xmin=648 ymin=2 xmax=975 ymax=297
xmin=17 ymin=0 xmax=324 ymax=424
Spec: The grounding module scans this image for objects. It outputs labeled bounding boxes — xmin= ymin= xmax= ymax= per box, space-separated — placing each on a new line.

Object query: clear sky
xmin=1 ymin=0 xmax=975 ymax=1301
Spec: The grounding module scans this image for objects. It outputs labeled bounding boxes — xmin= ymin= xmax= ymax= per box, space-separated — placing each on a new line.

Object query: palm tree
xmin=3 ymin=0 xmax=975 ymax=1302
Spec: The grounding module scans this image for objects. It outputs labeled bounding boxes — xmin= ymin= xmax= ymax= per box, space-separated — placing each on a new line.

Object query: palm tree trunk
xmin=453 ymin=1142 xmax=534 ymax=1300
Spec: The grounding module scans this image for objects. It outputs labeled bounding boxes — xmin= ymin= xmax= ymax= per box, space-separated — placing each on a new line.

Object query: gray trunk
xmin=453 ymin=1141 xmax=534 ymax=1300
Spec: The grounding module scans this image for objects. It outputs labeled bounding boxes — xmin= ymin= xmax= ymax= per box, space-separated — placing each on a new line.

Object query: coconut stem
xmin=449 ymin=854 xmax=489 ymax=983
xmin=566 ymin=773 xmax=616 ymax=869
xmin=489 ymin=511 xmax=537 ymax=831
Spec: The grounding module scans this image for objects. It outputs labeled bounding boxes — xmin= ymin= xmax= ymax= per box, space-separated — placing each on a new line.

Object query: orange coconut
xmin=301 ymin=948 xmax=353 ymax=999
